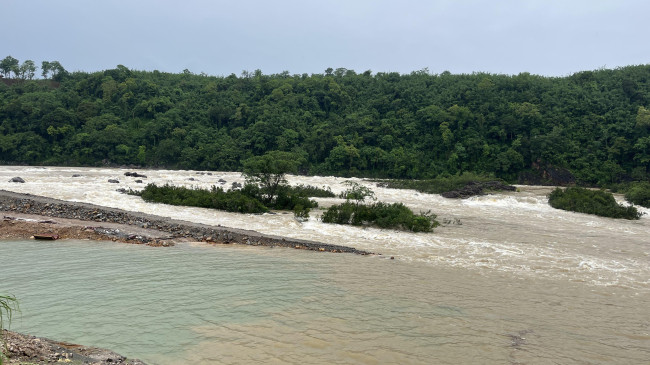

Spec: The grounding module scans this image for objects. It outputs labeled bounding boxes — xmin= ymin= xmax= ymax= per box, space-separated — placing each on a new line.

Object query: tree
xmin=636 ymin=106 xmax=650 ymax=129
xmin=0 ymin=56 xmax=19 ymax=78
xmin=339 ymin=181 xmax=375 ymax=205
xmin=41 ymin=60 xmax=66 ymax=80
xmin=41 ymin=61 xmax=51 ymax=78
xmin=18 ymin=60 xmax=37 ymax=80
xmin=242 ymin=151 xmax=302 ymax=204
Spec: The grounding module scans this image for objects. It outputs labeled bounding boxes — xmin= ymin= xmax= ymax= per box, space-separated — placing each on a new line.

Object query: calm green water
xmin=1 ymin=239 xmax=649 ymax=364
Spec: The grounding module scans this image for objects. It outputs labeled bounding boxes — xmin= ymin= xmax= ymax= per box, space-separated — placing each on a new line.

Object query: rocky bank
xmin=0 ymin=189 xmax=371 ymax=254
xmin=2 ymin=330 xmax=146 ymax=365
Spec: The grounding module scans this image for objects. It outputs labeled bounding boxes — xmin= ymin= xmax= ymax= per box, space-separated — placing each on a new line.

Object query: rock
xmin=135 ymin=179 xmax=143 ymax=183
xmin=72 ymin=174 xmax=82 ymax=177
xmin=518 ymin=160 xmax=576 ymax=186
xmin=108 ymin=179 xmax=120 ymax=183
xmin=9 ymin=177 xmax=25 ymax=183
xmin=124 ymin=172 xmax=147 ymax=178
xmin=441 ymin=181 xmax=516 ymax=199
xmin=188 ymin=177 xmax=197 ymax=181
xmin=231 ymin=182 xmax=242 ymax=189
xmin=218 ymin=178 xmax=227 ymax=183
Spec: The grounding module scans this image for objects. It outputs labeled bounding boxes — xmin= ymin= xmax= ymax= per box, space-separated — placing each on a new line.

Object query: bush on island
xmin=322 ymin=182 xmax=439 ymax=232
xmin=548 ymin=187 xmax=642 ymax=220
xmin=624 ymin=182 xmax=650 ymax=208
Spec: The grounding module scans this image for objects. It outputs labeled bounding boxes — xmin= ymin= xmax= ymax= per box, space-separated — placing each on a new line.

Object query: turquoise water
xmin=1 ymin=240 xmax=325 ymax=363
xmin=1 ymin=239 xmax=649 ymax=364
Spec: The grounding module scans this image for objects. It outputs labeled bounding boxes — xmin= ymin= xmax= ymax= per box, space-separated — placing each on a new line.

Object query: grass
xmin=1 ymin=295 xmax=19 ymax=365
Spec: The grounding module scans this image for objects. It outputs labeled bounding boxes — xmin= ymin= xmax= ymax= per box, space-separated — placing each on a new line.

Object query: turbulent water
xmin=1 ymin=166 xmax=649 ymax=364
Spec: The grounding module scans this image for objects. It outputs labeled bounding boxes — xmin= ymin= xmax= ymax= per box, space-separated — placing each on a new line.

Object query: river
xmin=1 ymin=166 xmax=649 ymax=364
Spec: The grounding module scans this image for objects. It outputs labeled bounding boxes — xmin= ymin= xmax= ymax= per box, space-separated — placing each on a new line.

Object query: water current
xmin=1 ymin=166 xmax=649 ymax=364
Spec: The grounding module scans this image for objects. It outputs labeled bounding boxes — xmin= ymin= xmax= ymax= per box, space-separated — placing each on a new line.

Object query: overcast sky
xmin=3 ymin=0 xmax=648 ymax=77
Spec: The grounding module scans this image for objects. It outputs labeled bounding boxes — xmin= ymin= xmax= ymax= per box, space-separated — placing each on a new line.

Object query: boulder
xmin=441 ymin=181 xmax=516 ymax=199
xmin=9 ymin=177 xmax=25 ymax=183
xmin=124 ymin=172 xmax=147 ymax=178
xmin=108 ymin=179 xmax=120 ymax=184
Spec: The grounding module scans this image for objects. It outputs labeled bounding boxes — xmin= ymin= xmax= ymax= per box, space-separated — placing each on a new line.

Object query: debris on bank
xmin=33 ymin=233 xmax=59 ymax=240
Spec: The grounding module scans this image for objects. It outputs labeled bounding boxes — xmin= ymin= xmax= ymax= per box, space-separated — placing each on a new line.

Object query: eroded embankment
xmin=0 ymin=190 xmax=371 ymax=254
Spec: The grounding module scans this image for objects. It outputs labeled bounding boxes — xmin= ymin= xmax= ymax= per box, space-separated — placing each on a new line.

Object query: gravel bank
xmin=0 ymin=190 xmax=372 ymax=254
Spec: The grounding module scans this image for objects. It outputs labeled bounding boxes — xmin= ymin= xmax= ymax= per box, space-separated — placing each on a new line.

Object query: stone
xmin=9 ymin=177 xmax=25 ymax=183
xmin=108 ymin=179 xmax=120 ymax=183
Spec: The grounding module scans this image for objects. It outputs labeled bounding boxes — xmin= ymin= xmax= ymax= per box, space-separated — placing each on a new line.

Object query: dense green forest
xmin=1 ymin=56 xmax=650 ymax=186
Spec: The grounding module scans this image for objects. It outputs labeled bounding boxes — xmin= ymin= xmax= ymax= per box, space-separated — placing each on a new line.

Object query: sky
xmin=3 ymin=0 xmax=649 ymax=77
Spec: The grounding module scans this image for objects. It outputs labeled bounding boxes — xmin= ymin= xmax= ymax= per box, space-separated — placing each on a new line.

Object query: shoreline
xmin=1 ymin=190 xmax=373 ymax=364
xmin=2 ymin=330 xmax=146 ymax=364
xmin=0 ymin=189 xmax=372 ymax=255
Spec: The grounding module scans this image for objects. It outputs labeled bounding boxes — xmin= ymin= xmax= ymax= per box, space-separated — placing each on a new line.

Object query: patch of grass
xmin=1 ymin=295 xmax=19 ymax=365
xmin=548 ymin=187 xmax=642 ymax=220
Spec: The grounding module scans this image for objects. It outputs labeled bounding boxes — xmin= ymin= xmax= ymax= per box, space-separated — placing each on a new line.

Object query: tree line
xmin=1 ymin=57 xmax=649 ymax=187
xmin=0 ymin=56 xmax=66 ymax=81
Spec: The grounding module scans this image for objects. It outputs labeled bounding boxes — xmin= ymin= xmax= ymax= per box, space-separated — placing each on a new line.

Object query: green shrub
xmin=624 ymin=182 xmax=650 ymax=208
xmin=138 ymin=183 xmax=269 ymax=214
xmin=134 ymin=183 xmax=318 ymax=216
xmin=322 ymin=201 xmax=439 ymax=232
xmin=548 ymin=187 xmax=642 ymax=219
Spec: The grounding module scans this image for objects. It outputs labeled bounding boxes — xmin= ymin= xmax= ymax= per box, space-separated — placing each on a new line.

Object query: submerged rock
xmin=124 ymin=171 xmax=147 ymax=178
xmin=441 ymin=181 xmax=516 ymax=199
xmin=9 ymin=176 xmax=25 ymax=183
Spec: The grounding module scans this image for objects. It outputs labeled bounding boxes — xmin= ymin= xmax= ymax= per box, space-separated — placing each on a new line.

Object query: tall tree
xmin=41 ymin=61 xmax=51 ymax=78
xmin=242 ymin=151 xmax=302 ymax=204
xmin=18 ymin=60 xmax=37 ymax=80
xmin=0 ymin=55 xmax=19 ymax=78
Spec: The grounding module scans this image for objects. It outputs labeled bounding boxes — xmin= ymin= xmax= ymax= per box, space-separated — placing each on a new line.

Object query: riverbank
xmin=2 ymin=330 xmax=146 ymax=364
xmin=0 ymin=190 xmax=372 ymax=254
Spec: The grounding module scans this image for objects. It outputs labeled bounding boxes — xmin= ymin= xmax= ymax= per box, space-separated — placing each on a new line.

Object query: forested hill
xmin=1 ymin=63 xmax=649 ymax=185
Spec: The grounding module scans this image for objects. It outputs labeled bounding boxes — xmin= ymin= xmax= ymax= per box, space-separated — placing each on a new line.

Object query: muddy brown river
xmin=1 ymin=166 xmax=648 ymax=364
